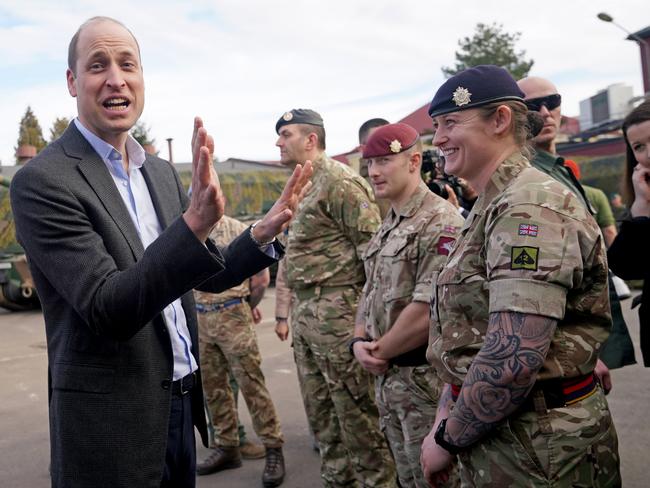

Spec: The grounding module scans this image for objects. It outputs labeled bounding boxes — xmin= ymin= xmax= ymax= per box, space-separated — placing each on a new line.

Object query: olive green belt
xmin=294 ymin=284 xmax=359 ymax=300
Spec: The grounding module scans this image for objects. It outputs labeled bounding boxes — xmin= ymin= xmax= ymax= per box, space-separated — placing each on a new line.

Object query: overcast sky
xmin=1 ymin=0 xmax=649 ymax=166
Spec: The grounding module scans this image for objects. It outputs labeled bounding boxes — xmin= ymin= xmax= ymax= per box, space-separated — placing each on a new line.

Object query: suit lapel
xmin=62 ymin=125 xmax=145 ymax=260
xmin=140 ymin=159 xmax=178 ymax=230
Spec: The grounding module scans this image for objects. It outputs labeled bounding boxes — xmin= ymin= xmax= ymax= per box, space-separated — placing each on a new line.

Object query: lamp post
xmin=597 ymin=12 xmax=650 ymax=95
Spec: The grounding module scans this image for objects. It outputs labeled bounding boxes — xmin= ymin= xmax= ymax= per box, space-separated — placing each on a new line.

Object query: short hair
xmin=358 ymin=118 xmax=389 ymax=145
xmin=68 ymin=16 xmax=141 ymax=75
xmin=297 ymin=124 xmax=326 ymax=150
xmin=621 ymin=99 xmax=650 ymax=206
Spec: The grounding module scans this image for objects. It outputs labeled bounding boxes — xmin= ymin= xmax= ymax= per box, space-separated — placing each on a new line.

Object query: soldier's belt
xmin=195 ymin=297 xmax=245 ymax=314
xmin=390 ymin=344 xmax=429 ymax=367
xmin=450 ymin=372 xmax=598 ymax=411
xmin=294 ymin=284 xmax=359 ymax=300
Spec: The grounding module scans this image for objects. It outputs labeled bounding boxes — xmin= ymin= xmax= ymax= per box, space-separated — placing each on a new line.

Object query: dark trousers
xmin=161 ymin=394 xmax=196 ymax=488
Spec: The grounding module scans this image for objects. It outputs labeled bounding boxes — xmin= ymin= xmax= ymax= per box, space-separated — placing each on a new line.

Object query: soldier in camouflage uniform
xmin=275 ymin=108 xmax=396 ymax=487
xmin=351 ymin=123 xmax=463 ymax=488
xmin=420 ymin=66 xmax=620 ymax=487
xmin=195 ymin=215 xmax=285 ymax=487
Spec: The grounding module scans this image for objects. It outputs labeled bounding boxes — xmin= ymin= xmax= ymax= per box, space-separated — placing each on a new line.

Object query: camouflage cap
xmin=428 ymin=65 xmax=525 ymax=118
xmin=275 ymin=108 xmax=324 ymax=134
xmin=362 ymin=123 xmax=419 ymax=158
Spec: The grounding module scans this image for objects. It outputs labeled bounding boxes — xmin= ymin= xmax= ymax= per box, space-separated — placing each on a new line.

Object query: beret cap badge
xmin=282 ymin=111 xmax=294 ymax=121
xmin=389 ymin=140 xmax=402 ymax=153
xmin=452 ymin=86 xmax=472 ymax=106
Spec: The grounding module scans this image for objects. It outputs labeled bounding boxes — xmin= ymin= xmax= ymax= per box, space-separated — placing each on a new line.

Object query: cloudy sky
xmin=1 ymin=0 xmax=649 ymax=166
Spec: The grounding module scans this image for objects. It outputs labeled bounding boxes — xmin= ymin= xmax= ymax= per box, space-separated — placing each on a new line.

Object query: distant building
xmin=579 ymin=83 xmax=634 ymax=131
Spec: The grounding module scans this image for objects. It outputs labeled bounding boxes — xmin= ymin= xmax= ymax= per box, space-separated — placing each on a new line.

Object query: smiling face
xmin=431 ymin=109 xmax=494 ymax=181
xmin=626 ymin=120 xmax=650 ymax=170
xmin=66 ymin=19 xmax=144 ymax=149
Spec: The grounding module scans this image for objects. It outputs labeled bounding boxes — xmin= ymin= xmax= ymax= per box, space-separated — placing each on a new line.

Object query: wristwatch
xmin=348 ymin=337 xmax=370 ymax=356
xmin=434 ymin=418 xmax=464 ymax=455
xmin=249 ymin=220 xmax=276 ymax=248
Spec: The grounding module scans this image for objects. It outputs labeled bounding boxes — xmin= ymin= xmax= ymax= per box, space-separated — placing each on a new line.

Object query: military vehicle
xmin=0 ymin=175 xmax=41 ymax=311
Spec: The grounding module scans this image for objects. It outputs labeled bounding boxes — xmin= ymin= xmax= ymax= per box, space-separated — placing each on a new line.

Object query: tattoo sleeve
xmin=445 ymin=311 xmax=556 ymax=448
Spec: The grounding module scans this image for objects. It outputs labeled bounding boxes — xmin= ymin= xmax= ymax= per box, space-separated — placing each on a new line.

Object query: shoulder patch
xmin=437 ymin=236 xmax=456 ymax=256
xmin=518 ymin=223 xmax=538 ymax=237
xmin=511 ymin=246 xmax=538 ymax=271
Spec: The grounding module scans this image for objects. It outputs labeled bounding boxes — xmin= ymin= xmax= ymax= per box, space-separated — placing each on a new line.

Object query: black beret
xmin=275 ymin=108 xmax=324 ymax=134
xmin=428 ymin=65 xmax=525 ymax=118
xmin=362 ymin=123 xmax=419 ymax=158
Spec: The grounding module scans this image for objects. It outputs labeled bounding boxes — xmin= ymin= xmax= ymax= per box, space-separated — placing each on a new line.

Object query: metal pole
xmin=166 ymin=138 xmax=173 ymax=164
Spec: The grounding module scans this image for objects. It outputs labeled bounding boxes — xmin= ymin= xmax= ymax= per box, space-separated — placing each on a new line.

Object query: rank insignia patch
xmin=511 ymin=246 xmax=538 ymax=271
xmin=518 ymin=223 xmax=538 ymax=236
xmin=437 ymin=236 xmax=456 ymax=256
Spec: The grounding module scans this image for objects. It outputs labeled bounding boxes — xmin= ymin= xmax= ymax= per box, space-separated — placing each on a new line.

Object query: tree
xmin=130 ymin=121 xmax=156 ymax=147
xmin=15 ymin=106 xmax=47 ymax=162
xmin=49 ymin=117 xmax=70 ymax=143
xmin=442 ymin=23 xmax=534 ymax=80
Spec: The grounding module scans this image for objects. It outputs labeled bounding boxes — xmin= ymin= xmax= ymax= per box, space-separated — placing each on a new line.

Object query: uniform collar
xmin=473 ymin=151 xmax=530 ymax=213
xmin=532 ymin=149 xmax=564 ymax=173
xmin=391 ymin=181 xmax=430 ymax=219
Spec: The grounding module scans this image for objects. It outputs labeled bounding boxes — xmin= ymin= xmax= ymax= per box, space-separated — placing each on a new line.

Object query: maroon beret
xmin=362 ymin=123 xmax=419 ymax=158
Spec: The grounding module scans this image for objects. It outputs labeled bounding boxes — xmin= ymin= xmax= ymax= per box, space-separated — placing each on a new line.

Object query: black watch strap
xmin=434 ymin=418 xmax=464 ymax=455
xmin=348 ymin=337 xmax=370 ymax=356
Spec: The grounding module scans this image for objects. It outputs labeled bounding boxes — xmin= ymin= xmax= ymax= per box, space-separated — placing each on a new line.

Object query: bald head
xmin=68 ymin=16 xmax=140 ymax=75
xmin=517 ymin=76 xmax=562 ymax=153
xmin=517 ymin=76 xmax=558 ymax=101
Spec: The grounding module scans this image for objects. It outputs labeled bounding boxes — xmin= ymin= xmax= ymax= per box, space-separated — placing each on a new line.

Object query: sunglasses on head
xmin=524 ymin=93 xmax=562 ymax=112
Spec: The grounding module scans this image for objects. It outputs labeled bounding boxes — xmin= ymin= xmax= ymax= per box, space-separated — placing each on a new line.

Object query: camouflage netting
xmin=0 ymin=178 xmax=22 ymax=254
xmin=178 ymin=169 xmax=289 ymax=220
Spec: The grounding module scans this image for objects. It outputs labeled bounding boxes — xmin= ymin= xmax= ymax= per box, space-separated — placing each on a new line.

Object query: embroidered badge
xmin=437 ymin=236 xmax=456 ymax=256
xmin=282 ymin=111 xmax=293 ymax=121
xmin=360 ymin=201 xmax=369 ymax=209
xmin=443 ymin=225 xmax=458 ymax=234
xmin=518 ymin=224 xmax=538 ymax=237
xmin=452 ymin=86 xmax=471 ymax=106
xmin=511 ymin=246 xmax=539 ymax=271
xmin=389 ymin=139 xmax=402 ymax=153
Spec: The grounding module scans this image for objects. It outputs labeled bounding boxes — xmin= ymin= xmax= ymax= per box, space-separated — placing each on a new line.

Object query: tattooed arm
xmin=443 ymin=311 xmax=556 ymax=449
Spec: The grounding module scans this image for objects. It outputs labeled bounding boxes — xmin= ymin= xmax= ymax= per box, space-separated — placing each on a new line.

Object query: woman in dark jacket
xmin=608 ymin=99 xmax=650 ymax=366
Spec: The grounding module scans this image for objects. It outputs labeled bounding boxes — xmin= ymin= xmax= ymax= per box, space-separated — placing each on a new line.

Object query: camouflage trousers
xmin=376 ymin=365 xmax=457 ymax=488
xmin=198 ymin=301 xmax=283 ymax=448
xmin=292 ymin=287 xmax=396 ymax=487
xmin=458 ymin=387 xmax=620 ymax=487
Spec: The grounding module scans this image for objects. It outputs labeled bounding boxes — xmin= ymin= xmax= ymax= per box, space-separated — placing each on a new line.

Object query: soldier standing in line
xmin=421 ymin=65 xmax=620 ymax=486
xmin=358 ymin=118 xmax=391 ymax=218
xmin=195 ymin=214 xmax=286 ymax=487
xmin=351 ymin=123 xmax=463 ymax=487
xmin=274 ymin=108 xmax=396 ymax=487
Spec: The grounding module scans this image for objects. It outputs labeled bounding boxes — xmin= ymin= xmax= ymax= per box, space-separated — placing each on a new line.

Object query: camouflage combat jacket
xmin=361 ymin=182 xmax=463 ymax=339
xmin=194 ymin=216 xmax=249 ymax=304
xmin=427 ymin=153 xmax=611 ymax=385
xmin=286 ymin=153 xmax=381 ymax=289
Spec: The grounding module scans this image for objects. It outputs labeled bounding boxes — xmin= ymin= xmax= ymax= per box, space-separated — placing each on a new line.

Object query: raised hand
xmin=251 ymin=160 xmax=314 ymax=243
xmin=183 ymin=117 xmax=225 ymax=242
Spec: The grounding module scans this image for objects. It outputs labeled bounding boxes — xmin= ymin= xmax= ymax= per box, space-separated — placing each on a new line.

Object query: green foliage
xmin=49 ymin=117 xmax=70 ymax=142
xmin=576 ymin=154 xmax=626 ymax=198
xmin=178 ymin=169 xmax=289 ymax=219
xmin=442 ymin=22 xmax=534 ymax=79
xmin=15 ymin=106 xmax=47 ymax=161
xmin=130 ymin=121 xmax=156 ymax=147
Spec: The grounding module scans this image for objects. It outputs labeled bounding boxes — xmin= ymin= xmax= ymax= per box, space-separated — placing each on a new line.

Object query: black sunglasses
xmin=524 ymin=93 xmax=562 ymax=112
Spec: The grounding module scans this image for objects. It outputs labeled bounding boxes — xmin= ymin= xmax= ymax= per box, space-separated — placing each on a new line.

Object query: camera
xmin=421 ymin=150 xmax=463 ymax=201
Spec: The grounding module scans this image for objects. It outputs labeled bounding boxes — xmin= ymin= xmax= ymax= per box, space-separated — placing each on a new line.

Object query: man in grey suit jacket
xmin=10 ymin=16 xmax=311 ymax=488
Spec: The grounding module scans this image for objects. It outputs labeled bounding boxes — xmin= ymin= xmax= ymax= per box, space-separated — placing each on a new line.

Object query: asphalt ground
xmin=1 ymin=288 xmax=648 ymax=487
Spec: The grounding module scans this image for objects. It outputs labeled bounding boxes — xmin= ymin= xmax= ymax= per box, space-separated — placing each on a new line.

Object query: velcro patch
xmin=518 ymin=224 xmax=538 ymax=237
xmin=437 ymin=236 xmax=456 ymax=255
xmin=511 ymin=246 xmax=538 ymax=271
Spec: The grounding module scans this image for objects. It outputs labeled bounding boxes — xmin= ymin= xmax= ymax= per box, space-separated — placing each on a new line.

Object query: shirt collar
xmin=392 ymin=181 xmax=430 ymax=219
xmin=74 ymin=118 xmax=146 ymax=174
xmin=473 ymin=151 xmax=530 ymax=213
xmin=531 ymin=149 xmax=563 ymax=173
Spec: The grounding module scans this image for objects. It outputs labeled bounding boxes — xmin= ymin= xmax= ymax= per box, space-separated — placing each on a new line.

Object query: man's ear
xmin=305 ymin=132 xmax=318 ymax=151
xmin=409 ymin=152 xmax=422 ymax=173
xmin=66 ymin=69 xmax=77 ymax=98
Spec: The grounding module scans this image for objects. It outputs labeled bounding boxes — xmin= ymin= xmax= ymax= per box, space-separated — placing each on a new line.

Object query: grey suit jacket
xmin=10 ymin=124 xmax=279 ymax=488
